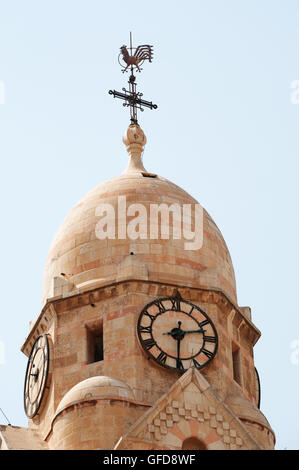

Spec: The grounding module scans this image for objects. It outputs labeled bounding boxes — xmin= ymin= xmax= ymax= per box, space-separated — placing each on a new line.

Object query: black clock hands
xmin=176 ymin=334 xmax=182 ymax=369
xmin=164 ymin=321 xmax=184 ymax=340
xmin=164 ymin=321 xmax=206 ymax=340
xmin=30 ymin=352 xmax=44 ymax=383
xmin=164 ymin=321 xmax=206 ymax=371
xmin=182 ymin=329 xmax=206 ymax=334
xmin=30 ymin=368 xmax=39 ymax=382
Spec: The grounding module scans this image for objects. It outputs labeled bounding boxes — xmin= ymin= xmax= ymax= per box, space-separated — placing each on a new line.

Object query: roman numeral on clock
xmin=199 ymin=319 xmax=209 ymax=328
xmin=139 ymin=325 xmax=152 ymax=334
xmin=142 ymin=337 xmax=156 ymax=350
xmin=192 ymin=358 xmax=201 ymax=369
xmin=143 ymin=311 xmax=156 ymax=321
xmin=170 ymin=298 xmax=180 ymax=311
xmin=153 ymin=300 xmax=166 ymax=313
xmin=157 ymin=351 xmax=167 ymax=364
xmin=203 ymin=335 xmax=216 ymax=343
xmin=188 ymin=306 xmax=194 ymax=316
xmin=201 ymin=348 xmax=213 ymax=359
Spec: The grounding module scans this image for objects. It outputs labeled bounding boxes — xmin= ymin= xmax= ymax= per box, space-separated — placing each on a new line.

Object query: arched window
xmin=181 ymin=437 xmax=206 ymax=450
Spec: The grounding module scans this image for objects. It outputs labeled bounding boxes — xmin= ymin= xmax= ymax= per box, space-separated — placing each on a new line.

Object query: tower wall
xmin=22 ymin=280 xmax=274 ymax=449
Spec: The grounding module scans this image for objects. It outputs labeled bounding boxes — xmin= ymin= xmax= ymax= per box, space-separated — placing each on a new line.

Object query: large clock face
xmin=137 ymin=297 xmax=218 ymax=372
xmin=24 ymin=334 xmax=50 ymax=419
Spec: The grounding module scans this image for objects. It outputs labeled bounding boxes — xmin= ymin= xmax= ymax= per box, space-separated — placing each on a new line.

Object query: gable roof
xmin=114 ymin=368 xmax=262 ymax=450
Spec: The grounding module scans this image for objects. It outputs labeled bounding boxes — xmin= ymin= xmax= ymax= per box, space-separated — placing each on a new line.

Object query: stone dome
xmin=225 ymin=393 xmax=275 ymax=448
xmin=42 ymin=124 xmax=237 ymax=305
xmin=225 ymin=393 xmax=271 ymax=429
xmin=55 ymin=376 xmax=134 ymax=416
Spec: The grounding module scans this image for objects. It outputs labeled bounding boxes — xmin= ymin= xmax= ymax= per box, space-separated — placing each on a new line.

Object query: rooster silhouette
xmin=120 ymin=44 xmax=153 ymax=72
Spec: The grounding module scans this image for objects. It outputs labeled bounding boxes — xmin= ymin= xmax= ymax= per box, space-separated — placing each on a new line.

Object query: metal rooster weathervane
xmin=108 ymin=33 xmax=158 ymax=125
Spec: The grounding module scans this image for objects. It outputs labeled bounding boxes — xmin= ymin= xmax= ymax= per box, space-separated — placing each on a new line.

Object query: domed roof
xmin=42 ymin=125 xmax=237 ymax=304
xmin=55 ymin=376 xmax=134 ymax=415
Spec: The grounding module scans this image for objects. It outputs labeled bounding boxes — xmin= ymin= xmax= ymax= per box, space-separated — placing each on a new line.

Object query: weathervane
xmin=109 ymin=32 xmax=158 ymax=125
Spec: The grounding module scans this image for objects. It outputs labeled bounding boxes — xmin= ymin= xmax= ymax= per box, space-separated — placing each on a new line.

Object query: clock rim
xmin=137 ymin=296 xmax=218 ymax=372
xmin=23 ymin=334 xmax=50 ymax=419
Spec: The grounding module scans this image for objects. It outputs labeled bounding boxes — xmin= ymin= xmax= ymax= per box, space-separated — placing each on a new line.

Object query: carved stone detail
xmin=146 ymin=397 xmax=244 ymax=448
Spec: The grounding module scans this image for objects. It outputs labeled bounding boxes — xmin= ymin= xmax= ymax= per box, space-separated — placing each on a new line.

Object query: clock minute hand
xmin=176 ymin=336 xmax=183 ymax=369
xmin=181 ymin=329 xmax=206 ymax=334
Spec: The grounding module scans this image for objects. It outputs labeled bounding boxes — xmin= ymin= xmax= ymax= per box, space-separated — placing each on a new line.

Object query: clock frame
xmin=23 ymin=334 xmax=51 ymax=419
xmin=137 ymin=297 xmax=218 ymax=372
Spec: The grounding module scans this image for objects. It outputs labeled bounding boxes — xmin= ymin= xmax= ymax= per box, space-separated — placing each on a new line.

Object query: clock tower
xmin=0 ymin=38 xmax=275 ymax=451
xmin=13 ymin=122 xmax=275 ymax=451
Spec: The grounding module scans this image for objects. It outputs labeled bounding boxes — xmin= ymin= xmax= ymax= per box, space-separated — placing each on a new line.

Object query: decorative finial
xmin=122 ymin=123 xmax=147 ymax=173
xmin=108 ymin=32 xmax=158 ymax=125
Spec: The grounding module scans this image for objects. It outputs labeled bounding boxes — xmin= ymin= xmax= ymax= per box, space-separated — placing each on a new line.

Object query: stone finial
xmin=122 ymin=124 xmax=147 ymax=173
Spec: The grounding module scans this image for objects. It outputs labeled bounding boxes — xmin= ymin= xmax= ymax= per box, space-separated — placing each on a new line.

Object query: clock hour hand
xmin=163 ymin=323 xmax=206 ymax=338
xmin=163 ymin=321 xmax=184 ymax=339
xmin=30 ymin=368 xmax=39 ymax=385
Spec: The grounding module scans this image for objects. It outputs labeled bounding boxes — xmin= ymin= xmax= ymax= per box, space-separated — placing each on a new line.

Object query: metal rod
xmin=130 ymin=31 xmax=133 ymax=56
xmin=0 ymin=407 xmax=11 ymax=425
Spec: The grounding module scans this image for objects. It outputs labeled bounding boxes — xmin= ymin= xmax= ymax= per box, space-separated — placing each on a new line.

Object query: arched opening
xmin=181 ymin=437 xmax=206 ymax=450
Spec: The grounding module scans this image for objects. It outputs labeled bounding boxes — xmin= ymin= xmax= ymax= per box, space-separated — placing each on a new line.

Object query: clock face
xmin=137 ymin=297 xmax=218 ymax=372
xmin=24 ymin=334 xmax=50 ymax=419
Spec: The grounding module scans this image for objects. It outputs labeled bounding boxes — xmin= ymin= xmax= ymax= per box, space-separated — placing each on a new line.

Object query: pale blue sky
xmin=0 ymin=0 xmax=298 ymax=450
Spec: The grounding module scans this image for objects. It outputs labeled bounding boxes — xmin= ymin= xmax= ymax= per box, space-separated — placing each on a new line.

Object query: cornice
xmin=21 ymin=279 xmax=261 ymax=356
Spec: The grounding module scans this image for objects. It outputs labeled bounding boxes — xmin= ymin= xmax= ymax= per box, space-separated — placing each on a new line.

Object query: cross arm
xmin=108 ymin=89 xmax=158 ymax=110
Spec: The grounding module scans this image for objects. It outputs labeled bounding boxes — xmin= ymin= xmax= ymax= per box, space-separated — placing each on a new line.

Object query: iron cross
xmin=108 ymin=33 xmax=158 ymax=125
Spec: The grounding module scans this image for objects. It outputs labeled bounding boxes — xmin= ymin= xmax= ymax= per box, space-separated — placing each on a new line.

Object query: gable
xmin=114 ymin=368 xmax=262 ymax=450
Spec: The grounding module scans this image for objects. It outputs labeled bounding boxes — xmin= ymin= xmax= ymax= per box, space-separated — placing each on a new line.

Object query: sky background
xmin=0 ymin=0 xmax=298 ymax=450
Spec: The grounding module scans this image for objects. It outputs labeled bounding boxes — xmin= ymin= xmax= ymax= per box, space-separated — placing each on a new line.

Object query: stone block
xmin=210 ymin=418 xmax=217 ymax=428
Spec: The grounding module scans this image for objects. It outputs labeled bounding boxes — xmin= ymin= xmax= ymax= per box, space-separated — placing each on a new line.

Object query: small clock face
xmin=24 ymin=334 xmax=50 ymax=418
xmin=137 ymin=297 xmax=218 ymax=372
